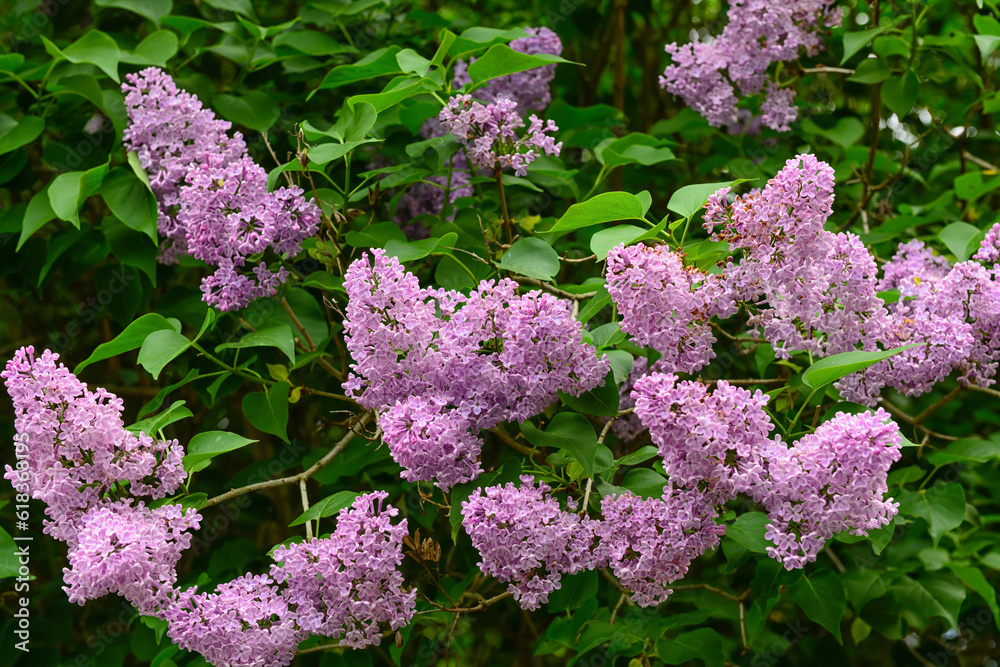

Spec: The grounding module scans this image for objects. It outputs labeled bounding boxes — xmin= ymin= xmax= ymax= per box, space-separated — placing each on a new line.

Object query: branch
xmin=280 ymin=296 xmax=344 ymax=381
xmin=488 ymin=426 xmax=550 ymax=467
xmin=968 ymin=384 xmax=1000 ymax=400
xmin=512 ymin=276 xmax=597 ymax=301
xmin=800 ymin=65 xmax=855 ymax=74
xmin=204 ymin=411 xmax=375 ymax=507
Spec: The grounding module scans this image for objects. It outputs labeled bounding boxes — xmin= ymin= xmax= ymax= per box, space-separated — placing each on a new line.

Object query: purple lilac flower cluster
xmin=178 ymin=153 xmax=320 ymax=311
xmin=123 ymin=67 xmax=320 ymax=311
xmin=605 ymin=243 xmax=735 ymax=374
xmin=439 ymin=94 xmax=562 ymax=176
xmin=975 ymin=223 xmax=1000 ymax=263
xmin=595 ymin=487 xmax=726 ymax=607
xmin=453 ymin=27 xmax=564 ymax=112
xmin=703 ymin=154 xmax=888 ymax=361
xmin=63 ymin=500 xmax=200 ymax=615
xmin=2 ymin=346 xmax=186 ymax=545
xmin=121 ymin=67 xmax=247 ymax=263
xmin=660 ymin=0 xmax=840 ymax=132
xmin=461 ymin=477 xmax=600 ymax=609
xmin=761 ymin=409 xmax=901 ymax=569
xmin=631 ymin=373 xmax=774 ymax=505
xmin=343 ymin=250 xmax=608 ymax=489
xmin=4 ymin=348 xmax=414 ymax=666
xmin=395 ymin=27 xmax=561 ymax=229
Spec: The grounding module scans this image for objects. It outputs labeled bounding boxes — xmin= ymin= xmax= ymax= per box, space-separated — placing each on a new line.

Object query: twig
xmin=609 ymin=592 xmax=628 ymax=625
xmin=280 ymin=297 xmax=344 ymax=381
xmin=968 ymin=384 xmax=1000 ymax=400
xmin=670 ymin=583 xmax=749 ymax=604
xmin=512 ymin=276 xmax=596 ymax=301
xmin=800 ymin=65 xmax=855 ymax=75
xmin=880 ymin=400 xmax=959 ymax=441
xmin=416 ymin=591 xmax=511 ymax=615
xmin=911 ymin=386 xmax=962 ymax=426
xmin=204 ymin=411 xmax=375 ymax=507
xmin=488 ymin=426 xmax=551 ymax=467
xmin=298 ymin=479 xmax=313 ymax=540
xmin=961 ymin=151 xmax=1000 ymax=172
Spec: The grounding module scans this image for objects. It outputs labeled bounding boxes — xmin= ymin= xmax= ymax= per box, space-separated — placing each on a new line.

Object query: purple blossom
xmin=179 ymin=154 xmax=319 ymax=312
xmin=660 ymin=0 xmax=840 ymax=132
xmin=606 ymin=243 xmax=736 ymax=374
xmin=974 ymin=222 xmax=1000 ymax=263
xmin=439 ymin=94 xmax=561 ymax=176
xmin=705 ymin=155 xmax=888 ymax=359
xmin=122 ymin=67 xmax=247 ymax=264
xmin=632 ymin=373 xmax=774 ymax=504
xmin=164 ymin=574 xmax=303 ymax=667
xmin=595 ymin=487 xmax=726 ymax=607
xmin=453 ymin=27 xmax=563 ymax=112
xmin=63 ymin=500 xmax=200 ymax=615
xmin=2 ymin=347 xmax=186 ymax=546
xmin=461 ymin=476 xmax=599 ymax=610
xmin=344 ymin=250 xmax=607 ymax=489
xmin=876 ymin=239 xmax=951 ymax=298
xmin=270 ymin=491 xmax=416 ymax=648
xmin=761 ymin=409 xmax=901 ymax=570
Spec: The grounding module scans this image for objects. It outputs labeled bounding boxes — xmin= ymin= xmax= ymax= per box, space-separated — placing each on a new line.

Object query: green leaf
xmin=183 ymin=430 xmax=258 ymax=473
xmin=613 ymin=445 xmax=658 ymax=469
xmin=216 ymin=325 xmax=297 ymax=363
xmin=126 ymin=400 xmax=192 ymax=436
xmin=657 ymin=628 xmax=725 ymax=667
xmin=0 ymin=54 xmax=25 ymax=72
xmin=520 ymin=413 xmax=599 ymax=477
xmin=75 ymin=314 xmax=181 ymax=373
xmin=214 ymin=91 xmax=280 ymax=133
xmin=893 ymin=573 xmax=965 ymax=630
xmin=121 ymin=30 xmax=179 ymax=66
xmin=138 ymin=330 xmax=192 ymax=380
xmin=789 ymin=570 xmax=847 ymax=643
xmin=842 ymin=27 xmax=888 ymax=64
xmin=243 ymin=382 xmax=290 ymax=441
xmin=203 ymin=0 xmax=256 ymax=19
xmin=846 ymin=58 xmax=891 ymax=84
xmin=288 ymin=491 xmax=361 ymax=527
xmin=926 ymin=437 xmax=1000 ymax=466
xmin=347 ymin=79 xmax=426 ymax=113
xmin=816 ymin=117 xmax=867 ymax=147
xmin=667 ymin=180 xmax=747 ymax=219
xmin=801 ymin=344 xmax=917 ymax=389
xmin=589 ymin=224 xmax=646 ymax=260
xmin=0 ymin=526 xmax=20 ymax=579
xmin=599 ymin=133 xmax=676 ymax=168
xmin=0 ymin=116 xmax=44 ymax=156
xmin=620 ymin=468 xmax=668 ymax=499
xmin=560 ymin=370 xmax=619 ymax=417
xmin=307 ymin=139 xmax=382 ymax=165
xmin=549 ymin=192 xmax=646 ymax=233
xmin=496 ymin=237 xmax=560 ymax=280
xmin=466 ymin=44 xmax=573 ymax=86
xmin=727 ymin=511 xmax=770 ymax=554
xmin=880 ymin=71 xmax=919 ymax=118
xmin=102 ymin=167 xmax=158 ymax=241
xmin=314 ymin=46 xmax=403 ymax=93
xmin=576 ymin=285 xmax=611 ymax=325
xmin=95 ymin=0 xmax=172 ymax=23
xmin=975 ymin=34 xmax=1000 ymax=60
xmin=897 ymin=484 xmax=966 ymax=546
xmin=384 ymin=232 xmax=457 ymax=262
xmin=51 ymin=31 xmax=122 ymax=82
xmin=949 ymin=565 xmax=1000 ymax=629
xmin=272 ymin=30 xmax=355 ymax=57
xmin=49 ymin=164 xmax=109 ymax=228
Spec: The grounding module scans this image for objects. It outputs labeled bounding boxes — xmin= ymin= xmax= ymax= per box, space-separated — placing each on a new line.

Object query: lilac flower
xmin=344 ymin=250 xmax=607 ymax=489
xmin=164 ymin=574 xmax=303 ymax=667
xmin=631 ymin=373 xmax=774 ymax=504
xmin=608 ymin=356 xmax=658 ymax=443
xmin=271 ymin=491 xmax=416 ymax=648
xmin=379 ymin=396 xmax=484 ymax=490
xmin=595 ymin=487 xmax=726 ymax=607
xmin=606 ymin=243 xmax=736 ymax=374
xmin=453 ymin=27 xmax=563 ymax=112
xmin=461 ymin=476 xmax=599 ymax=610
xmin=123 ymin=67 xmax=320 ymax=311
xmin=439 ymin=94 xmax=561 ymax=176
xmin=974 ymin=222 xmax=1000 ymax=263
xmin=761 ymin=409 xmax=901 ymax=570
xmin=63 ymin=500 xmax=200 ymax=615
xmin=876 ymin=239 xmax=951 ymax=298
xmin=705 ymin=155 xmax=888 ymax=359
xmin=660 ymin=0 xmax=840 ymax=132
xmin=122 ymin=67 xmax=247 ymax=264
xmin=179 ymin=154 xmax=320 ymax=312
xmin=2 ymin=347 xmax=186 ymax=546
